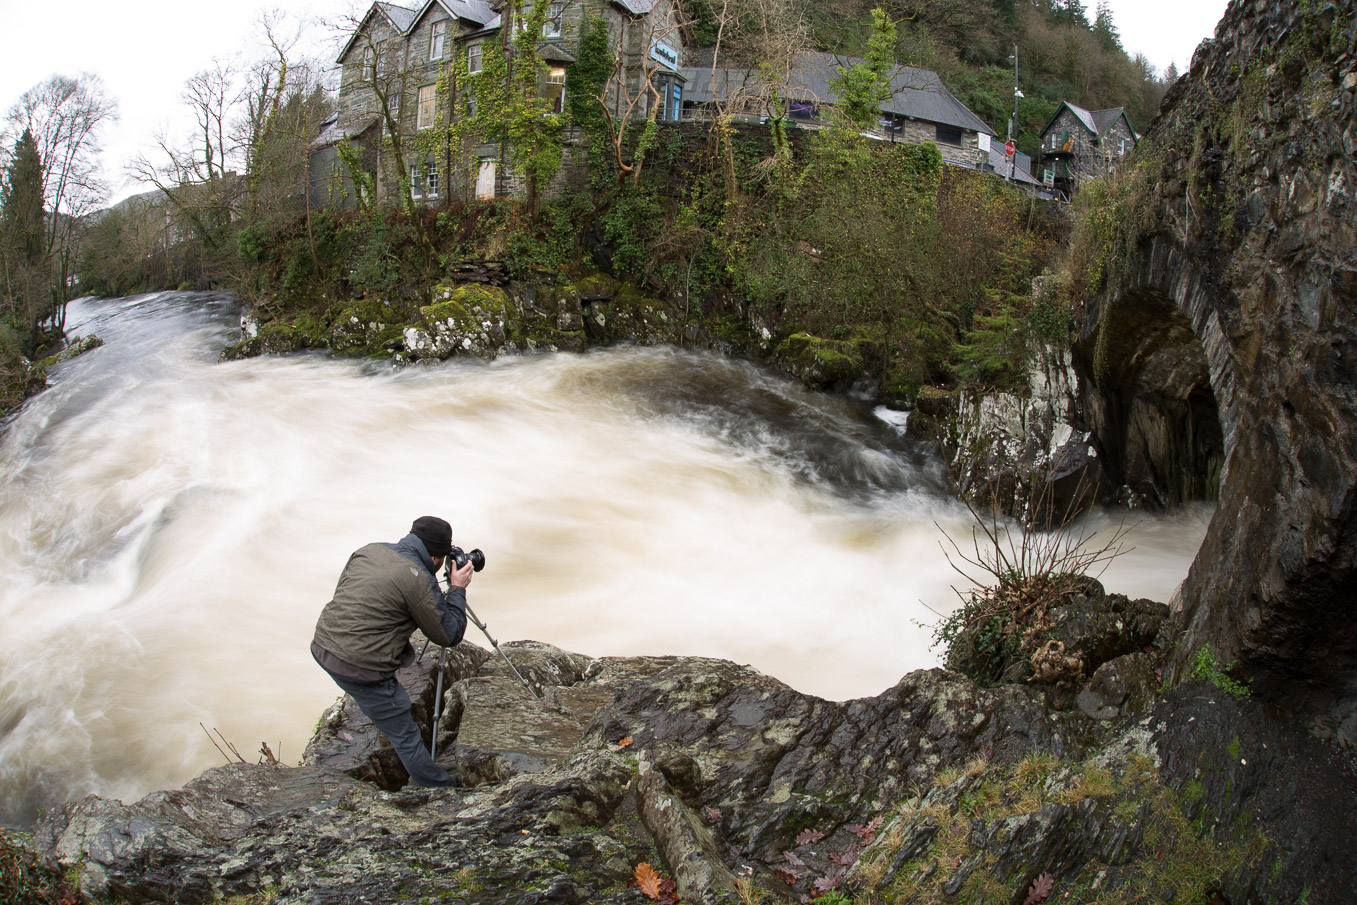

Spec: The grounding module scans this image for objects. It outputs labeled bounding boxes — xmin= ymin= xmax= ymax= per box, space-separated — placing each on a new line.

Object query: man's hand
xmin=448 ymin=559 xmax=474 ymax=589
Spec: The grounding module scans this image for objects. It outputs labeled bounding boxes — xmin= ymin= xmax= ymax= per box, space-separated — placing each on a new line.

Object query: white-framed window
xmin=411 ymin=163 xmax=423 ymax=196
xmin=468 ymin=43 xmax=483 ymax=74
xmin=417 ymin=84 xmax=437 ymax=129
xmin=362 ymin=45 xmax=374 ymax=79
xmin=427 ymin=160 xmax=439 ymax=196
xmin=545 ymin=66 xmax=566 ymax=114
xmin=544 ymin=3 xmax=564 ymax=37
xmin=430 ymin=20 xmax=447 ymax=60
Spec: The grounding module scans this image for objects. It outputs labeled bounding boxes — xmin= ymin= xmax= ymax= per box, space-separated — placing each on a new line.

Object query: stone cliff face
xmin=1077 ymin=0 xmax=1357 ymax=740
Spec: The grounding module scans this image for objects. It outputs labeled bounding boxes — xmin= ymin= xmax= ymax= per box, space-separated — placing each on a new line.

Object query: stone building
xmin=310 ymin=0 xmax=686 ymax=208
xmin=679 ymin=51 xmax=996 ymax=169
xmin=1035 ymin=101 xmax=1137 ymax=198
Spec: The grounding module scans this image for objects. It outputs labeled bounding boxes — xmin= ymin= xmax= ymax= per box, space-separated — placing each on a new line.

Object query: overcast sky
xmin=0 ymin=0 xmax=1230 ymax=205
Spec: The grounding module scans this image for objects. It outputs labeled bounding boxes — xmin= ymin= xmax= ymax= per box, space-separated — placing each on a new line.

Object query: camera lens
xmin=449 ymin=545 xmax=486 ymax=572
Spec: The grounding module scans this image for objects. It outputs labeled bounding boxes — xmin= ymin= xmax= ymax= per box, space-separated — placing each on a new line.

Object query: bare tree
xmin=4 ymin=73 xmax=117 ymax=330
xmin=128 ymin=61 xmax=244 ymax=284
xmin=701 ymin=0 xmax=809 ymax=198
xmin=588 ymin=5 xmax=690 ymax=186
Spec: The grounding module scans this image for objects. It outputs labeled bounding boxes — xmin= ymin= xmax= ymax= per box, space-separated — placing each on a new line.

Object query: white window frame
xmin=430 ymin=20 xmax=447 ymax=60
xmin=468 ymin=43 xmax=483 ymax=74
xmin=426 ymin=159 xmax=439 ymax=196
xmin=544 ymin=3 xmax=564 ymax=37
xmin=417 ymin=84 xmax=437 ymax=130
xmin=545 ymin=66 xmax=566 ymax=114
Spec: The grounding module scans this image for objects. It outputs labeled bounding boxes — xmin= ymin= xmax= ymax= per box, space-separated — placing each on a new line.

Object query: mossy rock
xmin=571 ymin=273 xmax=621 ymax=302
xmin=423 ymin=283 xmax=515 ymax=325
xmin=330 ymin=307 xmax=405 ymax=358
xmin=773 ymin=332 xmax=866 ymax=391
xmin=883 ymin=357 xmax=931 ymax=405
xmin=35 ymin=334 xmax=104 ymax=369
xmin=221 ymin=318 xmax=328 ymax=360
xmin=583 ymin=291 xmax=681 ymax=345
xmin=410 ymin=283 xmax=518 ymax=360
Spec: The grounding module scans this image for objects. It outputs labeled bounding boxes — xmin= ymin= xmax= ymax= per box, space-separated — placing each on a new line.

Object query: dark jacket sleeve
xmin=439 ymin=586 xmax=468 ymax=646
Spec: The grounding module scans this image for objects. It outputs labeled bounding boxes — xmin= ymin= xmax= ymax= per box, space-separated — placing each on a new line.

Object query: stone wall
xmin=1078 ymin=0 xmax=1357 ymax=740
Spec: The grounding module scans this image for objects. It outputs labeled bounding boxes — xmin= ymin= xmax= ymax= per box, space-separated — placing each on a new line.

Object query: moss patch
xmin=856 ymin=752 xmax=1267 ymax=905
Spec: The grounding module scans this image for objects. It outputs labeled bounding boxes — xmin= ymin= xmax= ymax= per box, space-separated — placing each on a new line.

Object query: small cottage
xmin=1036 ymin=102 xmax=1137 ymax=198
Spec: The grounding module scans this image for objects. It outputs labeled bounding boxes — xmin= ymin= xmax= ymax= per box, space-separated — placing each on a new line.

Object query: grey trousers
xmin=323 ymin=668 xmax=457 ymax=788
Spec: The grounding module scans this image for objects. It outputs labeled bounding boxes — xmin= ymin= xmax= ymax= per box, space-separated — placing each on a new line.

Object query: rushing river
xmin=0 ymin=292 xmax=1213 ymax=826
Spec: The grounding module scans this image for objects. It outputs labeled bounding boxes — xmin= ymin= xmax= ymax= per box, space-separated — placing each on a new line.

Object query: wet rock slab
xmin=32 ymin=639 xmax=1357 ymax=905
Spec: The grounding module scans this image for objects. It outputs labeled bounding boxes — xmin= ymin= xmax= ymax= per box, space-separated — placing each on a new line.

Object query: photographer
xmin=311 ymin=516 xmax=471 ymax=789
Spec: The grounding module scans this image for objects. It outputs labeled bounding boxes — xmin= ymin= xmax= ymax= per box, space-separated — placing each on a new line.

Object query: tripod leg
xmin=431 ymin=646 xmax=447 ymax=759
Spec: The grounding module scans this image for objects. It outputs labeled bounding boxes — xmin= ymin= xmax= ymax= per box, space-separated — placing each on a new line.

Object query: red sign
xmin=1004 ymin=139 xmax=1016 ymax=156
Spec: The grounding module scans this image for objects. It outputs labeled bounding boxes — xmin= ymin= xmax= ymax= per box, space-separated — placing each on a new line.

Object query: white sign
xmin=1043 ymin=168 xmax=1055 ymax=186
xmin=650 ymin=39 xmax=679 ymax=70
xmin=978 ymin=133 xmax=991 ymax=153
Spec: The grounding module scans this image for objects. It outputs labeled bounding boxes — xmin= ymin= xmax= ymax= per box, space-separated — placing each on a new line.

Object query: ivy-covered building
xmin=1035 ymin=102 xmax=1138 ymax=199
xmin=309 ymin=0 xmax=687 ymax=209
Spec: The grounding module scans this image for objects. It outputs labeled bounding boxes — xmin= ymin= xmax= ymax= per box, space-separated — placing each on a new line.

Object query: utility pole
xmin=1009 ymin=44 xmax=1022 ymax=183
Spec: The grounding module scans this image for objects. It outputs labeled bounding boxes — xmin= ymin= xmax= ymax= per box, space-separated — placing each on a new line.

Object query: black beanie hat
xmin=410 ymin=516 xmax=453 ymax=557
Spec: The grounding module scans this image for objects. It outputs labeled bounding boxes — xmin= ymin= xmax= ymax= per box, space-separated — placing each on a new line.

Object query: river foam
xmin=0 ymin=292 xmax=1210 ymax=825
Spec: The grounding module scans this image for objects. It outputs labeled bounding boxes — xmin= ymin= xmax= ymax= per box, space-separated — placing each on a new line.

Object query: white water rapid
xmin=0 ymin=292 xmax=1213 ymax=826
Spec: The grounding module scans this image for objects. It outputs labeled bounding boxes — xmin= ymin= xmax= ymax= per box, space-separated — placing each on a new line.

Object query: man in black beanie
xmin=311 ymin=516 xmax=472 ymax=788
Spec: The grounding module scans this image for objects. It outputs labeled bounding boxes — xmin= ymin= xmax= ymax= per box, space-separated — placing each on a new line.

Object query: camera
xmin=450 ymin=545 xmax=486 ymax=572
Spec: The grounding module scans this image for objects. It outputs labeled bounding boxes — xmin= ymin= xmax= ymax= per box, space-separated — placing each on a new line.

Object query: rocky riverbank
xmin=22 ymin=580 xmax=1357 ymax=905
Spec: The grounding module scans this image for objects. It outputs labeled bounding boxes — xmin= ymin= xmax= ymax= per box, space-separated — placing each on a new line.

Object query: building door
xmin=475 ymin=158 xmax=496 ymax=200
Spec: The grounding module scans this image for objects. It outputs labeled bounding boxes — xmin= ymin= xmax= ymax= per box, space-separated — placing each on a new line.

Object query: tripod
xmin=421 ymin=557 xmax=541 ymax=759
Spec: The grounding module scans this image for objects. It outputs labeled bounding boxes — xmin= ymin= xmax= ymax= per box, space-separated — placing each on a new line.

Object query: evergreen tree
xmin=830 ymin=7 xmax=898 ymax=130
xmin=1052 ymin=0 xmax=1090 ymax=28
xmin=1093 ymin=1 xmax=1122 ymax=52
xmin=1 ymin=129 xmax=45 ymax=268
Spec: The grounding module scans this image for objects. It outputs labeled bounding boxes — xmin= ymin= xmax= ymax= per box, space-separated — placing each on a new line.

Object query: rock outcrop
xmin=32 ymin=631 xmax=1357 ymax=904
xmin=1077 ymin=0 xmax=1357 ymax=739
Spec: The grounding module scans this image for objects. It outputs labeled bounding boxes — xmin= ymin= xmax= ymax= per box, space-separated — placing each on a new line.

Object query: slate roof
xmin=612 ymin=0 xmax=659 ymax=13
xmin=681 ymin=51 xmax=995 ymax=135
xmin=1041 ymin=102 xmax=1134 ymax=140
xmin=377 ymin=2 xmax=420 ymax=32
xmin=445 ymin=0 xmax=497 ymax=24
xmin=310 ymin=115 xmax=382 ymax=148
xmin=985 ymin=143 xmax=1043 ymax=185
xmin=340 ymin=0 xmax=496 ymax=62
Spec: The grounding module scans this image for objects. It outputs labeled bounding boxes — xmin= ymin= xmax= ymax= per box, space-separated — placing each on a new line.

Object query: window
xmin=411 ymin=164 xmax=423 ymax=196
xmin=545 ymin=67 xmax=566 ymax=114
xmin=362 ymin=45 xmax=374 ymax=79
xmin=935 ymin=125 xmax=963 ymax=147
xmin=656 ymin=80 xmax=682 ymax=122
xmin=426 ymin=160 xmax=439 ymax=196
xmin=468 ymin=43 xmax=483 ymax=74
xmin=430 ymin=20 xmax=447 ymax=60
xmin=417 ymin=85 xmax=437 ymax=129
xmin=789 ymin=102 xmax=817 ymax=121
xmin=544 ymin=3 xmax=564 ymax=37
